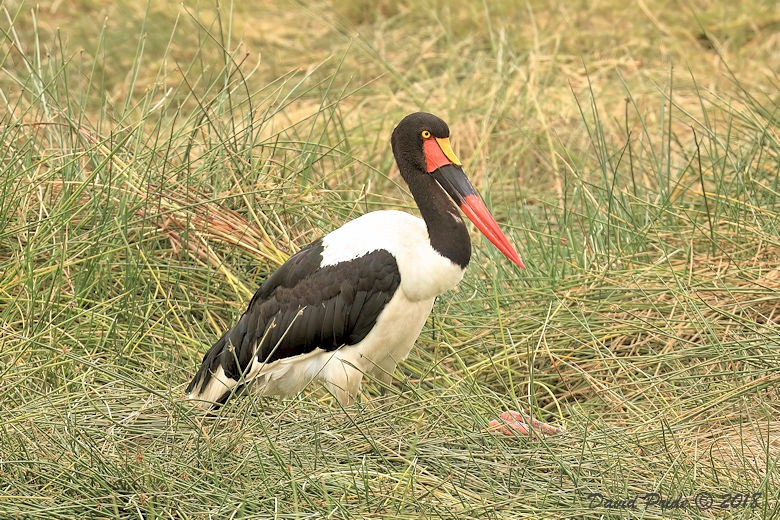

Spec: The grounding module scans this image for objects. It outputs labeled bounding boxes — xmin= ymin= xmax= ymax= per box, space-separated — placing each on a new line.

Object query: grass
xmin=1 ymin=0 xmax=778 ymax=518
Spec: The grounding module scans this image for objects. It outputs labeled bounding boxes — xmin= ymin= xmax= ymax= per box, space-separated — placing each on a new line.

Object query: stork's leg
xmin=323 ymin=361 xmax=364 ymax=407
xmin=360 ymin=356 xmax=397 ymax=396
xmin=375 ymin=370 xmax=395 ymax=396
xmin=488 ymin=410 xmax=563 ymax=436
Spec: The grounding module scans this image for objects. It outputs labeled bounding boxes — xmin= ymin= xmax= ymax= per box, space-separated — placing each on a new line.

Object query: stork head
xmin=391 ymin=112 xmax=525 ymax=269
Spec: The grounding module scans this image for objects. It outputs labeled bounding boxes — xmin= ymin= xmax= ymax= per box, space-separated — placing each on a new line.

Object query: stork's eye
xmin=421 ymin=130 xmax=431 ymax=139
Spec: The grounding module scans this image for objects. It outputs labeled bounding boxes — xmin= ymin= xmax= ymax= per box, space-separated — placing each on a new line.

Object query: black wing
xmin=186 ymin=238 xmax=401 ymax=399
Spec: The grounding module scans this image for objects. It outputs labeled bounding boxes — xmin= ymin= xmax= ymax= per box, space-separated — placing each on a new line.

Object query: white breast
xmin=321 ymin=210 xmax=466 ymax=301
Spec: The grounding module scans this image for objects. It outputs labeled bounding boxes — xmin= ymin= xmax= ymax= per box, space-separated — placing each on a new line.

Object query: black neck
xmin=403 ymin=166 xmax=471 ymax=268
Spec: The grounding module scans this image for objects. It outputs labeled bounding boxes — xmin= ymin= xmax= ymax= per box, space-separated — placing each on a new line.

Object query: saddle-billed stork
xmin=186 ymin=112 xmax=559 ymax=434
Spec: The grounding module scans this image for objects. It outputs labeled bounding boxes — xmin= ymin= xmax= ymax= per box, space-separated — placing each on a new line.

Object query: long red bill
xmin=424 ymin=141 xmax=526 ymax=270
xmin=460 ymin=193 xmax=526 ymax=269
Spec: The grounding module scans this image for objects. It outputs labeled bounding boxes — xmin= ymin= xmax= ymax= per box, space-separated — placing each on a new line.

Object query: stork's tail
xmin=185 ymin=331 xmax=244 ymax=409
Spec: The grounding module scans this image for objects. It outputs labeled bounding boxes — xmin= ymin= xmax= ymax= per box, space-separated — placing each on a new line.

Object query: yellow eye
xmin=421 ymin=130 xmax=431 ymax=139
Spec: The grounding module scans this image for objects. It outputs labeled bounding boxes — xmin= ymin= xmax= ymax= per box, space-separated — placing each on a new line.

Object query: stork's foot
xmin=488 ymin=410 xmax=563 ymax=436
